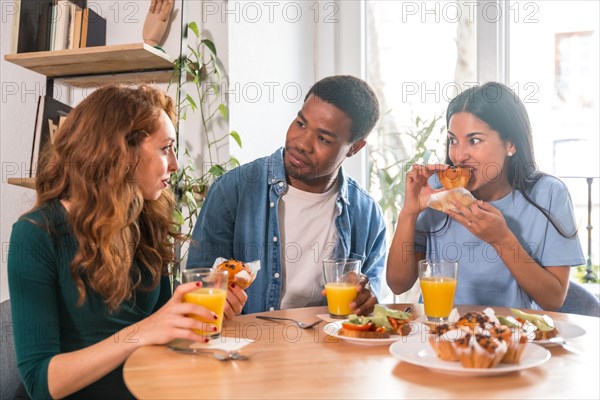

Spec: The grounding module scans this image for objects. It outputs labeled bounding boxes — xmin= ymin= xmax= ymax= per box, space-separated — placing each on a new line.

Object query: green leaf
xmin=185 ymin=94 xmax=197 ymax=110
xmin=208 ymin=164 xmax=226 ymax=177
xmin=173 ymin=208 xmax=185 ymax=226
xmin=188 ymin=22 xmax=199 ymax=37
xmin=229 ymin=156 xmax=240 ymax=168
xmin=218 ymin=103 xmax=228 ymax=119
xmin=230 ymin=131 xmax=242 ymax=148
xmin=201 ymin=39 xmax=217 ymax=57
xmin=185 ymin=191 xmax=196 ymax=207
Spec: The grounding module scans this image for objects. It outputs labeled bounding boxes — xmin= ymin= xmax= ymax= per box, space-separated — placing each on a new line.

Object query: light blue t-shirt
xmin=415 ymin=175 xmax=585 ymax=309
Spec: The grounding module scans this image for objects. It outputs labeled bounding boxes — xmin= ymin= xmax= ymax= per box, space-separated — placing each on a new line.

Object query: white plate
xmin=323 ymin=321 xmax=418 ymax=346
xmin=533 ymin=321 xmax=586 ymax=345
xmin=414 ymin=316 xmax=586 ymax=346
xmin=389 ymin=335 xmax=551 ymax=376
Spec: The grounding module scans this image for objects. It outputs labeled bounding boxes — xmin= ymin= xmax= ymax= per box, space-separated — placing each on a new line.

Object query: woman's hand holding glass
xmin=134 ymin=282 xmax=219 ymax=345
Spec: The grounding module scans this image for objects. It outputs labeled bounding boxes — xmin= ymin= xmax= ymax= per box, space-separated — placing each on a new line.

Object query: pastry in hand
xmin=215 ymin=259 xmax=254 ymax=289
xmin=437 ymin=166 xmax=471 ymax=189
xmin=427 ymin=187 xmax=476 ymax=213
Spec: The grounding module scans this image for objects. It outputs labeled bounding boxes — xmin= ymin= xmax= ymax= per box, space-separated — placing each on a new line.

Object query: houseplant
xmin=168 ymin=22 xmax=242 ymax=282
xmin=368 ymin=113 xmax=445 ymax=228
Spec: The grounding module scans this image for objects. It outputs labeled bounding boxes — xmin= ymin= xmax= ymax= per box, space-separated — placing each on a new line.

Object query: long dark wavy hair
xmin=33 ymin=84 xmax=184 ymax=311
xmin=445 ymin=82 xmax=575 ymax=238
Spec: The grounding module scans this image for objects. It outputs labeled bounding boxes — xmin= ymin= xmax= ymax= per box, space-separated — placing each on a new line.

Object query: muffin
xmin=215 ymin=259 xmax=254 ymax=289
xmin=456 ymin=311 xmax=496 ymax=333
xmin=437 ymin=166 xmax=471 ymax=189
xmin=427 ymin=323 xmax=468 ymax=362
xmin=455 ymin=333 xmax=508 ymax=369
xmin=490 ymin=325 xmax=528 ymax=364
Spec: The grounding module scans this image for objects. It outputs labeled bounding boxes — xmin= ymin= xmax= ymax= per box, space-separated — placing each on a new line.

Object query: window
xmin=365 ymin=0 xmax=477 ymax=301
xmin=364 ymin=1 xmax=599 ymax=300
xmin=509 ymin=0 xmax=599 ymax=274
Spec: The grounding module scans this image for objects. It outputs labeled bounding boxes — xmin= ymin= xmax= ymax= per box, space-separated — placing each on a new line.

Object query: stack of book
xmin=11 ymin=0 xmax=106 ymax=53
xmin=30 ymin=96 xmax=72 ymax=176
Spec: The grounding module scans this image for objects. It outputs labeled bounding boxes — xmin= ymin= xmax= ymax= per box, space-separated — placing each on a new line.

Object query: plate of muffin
xmin=389 ymin=310 xmax=551 ymax=376
xmin=389 ymin=335 xmax=550 ymax=376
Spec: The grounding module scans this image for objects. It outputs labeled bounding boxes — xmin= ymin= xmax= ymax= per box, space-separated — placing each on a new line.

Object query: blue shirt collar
xmin=267 ymin=147 xmax=350 ymax=205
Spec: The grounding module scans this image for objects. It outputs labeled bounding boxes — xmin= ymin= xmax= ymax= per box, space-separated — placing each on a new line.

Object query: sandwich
xmin=337 ymin=305 xmax=413 ymax=339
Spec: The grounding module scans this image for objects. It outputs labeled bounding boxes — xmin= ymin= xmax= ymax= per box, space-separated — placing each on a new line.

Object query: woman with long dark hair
xmin=387 ymin=82 xmax=584 ymax=310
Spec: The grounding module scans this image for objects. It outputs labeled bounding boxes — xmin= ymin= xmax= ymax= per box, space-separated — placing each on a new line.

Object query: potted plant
xmin=368 ymin=113 xmax=445 ymax=228
xmin=168 ymin=22 xmax=242 ymax=285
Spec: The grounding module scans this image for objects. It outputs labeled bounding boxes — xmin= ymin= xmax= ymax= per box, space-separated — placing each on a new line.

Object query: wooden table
xmin=123 ymin=305 xmax=599 ymax=399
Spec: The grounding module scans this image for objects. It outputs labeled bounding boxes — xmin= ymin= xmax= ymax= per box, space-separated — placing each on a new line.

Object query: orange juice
xmin=325 ymin=283 xmax=358 ymax=317
xmin=420 ymin=277 xmax=457 ymax=319
xmin=183 ymin=288 xmax=227 ymax=336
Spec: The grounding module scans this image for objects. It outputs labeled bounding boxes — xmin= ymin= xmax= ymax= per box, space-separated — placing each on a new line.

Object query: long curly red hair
xmin=34 ymin=84 xmax=183 ymax=311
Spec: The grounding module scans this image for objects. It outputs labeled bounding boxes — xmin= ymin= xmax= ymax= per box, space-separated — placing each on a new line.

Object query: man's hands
xmin=349 ymin=275 xmax=377 ymax=315
xmin=224 ymin=283 xmax=248 ymax=320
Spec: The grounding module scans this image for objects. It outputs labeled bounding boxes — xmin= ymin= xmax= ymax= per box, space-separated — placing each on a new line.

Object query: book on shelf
xmin=69 ymin=7 xmax=83 ymax=49
xmin=12 ymin=0 xmax=53 ymax=53
xmin=30 ymin=96 xmax=72 ymax=177
xmin=51 ymin=0 xmax=75 ymax=51
xmin=11 ymin=0 xmax=105 ymax=53
xmin=81 ymin=7 xmax=106 ymax=47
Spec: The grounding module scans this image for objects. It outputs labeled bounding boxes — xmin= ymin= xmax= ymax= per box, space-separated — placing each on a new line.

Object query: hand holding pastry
xmin=223 ymin=282 xmax=247 ymax=320
xmin=403 ymin=163 xmax=447 ymax=216
xmin=447 ymin=199 xmax=512 ymax=244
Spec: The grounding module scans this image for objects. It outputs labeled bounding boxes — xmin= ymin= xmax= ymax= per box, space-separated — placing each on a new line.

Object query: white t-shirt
xmin=278 ymin=181 xmax=341 ymax=309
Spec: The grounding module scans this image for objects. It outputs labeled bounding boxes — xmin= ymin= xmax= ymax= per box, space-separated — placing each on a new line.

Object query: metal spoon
xmin=167 ymin=346 xmax=250 ymax=361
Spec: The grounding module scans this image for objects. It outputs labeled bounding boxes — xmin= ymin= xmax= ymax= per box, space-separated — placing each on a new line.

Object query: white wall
xmin=0 ymin=0 xmax=42 ymax=301
xmin=0 ymin=0 xmax=368 ymax=302
xmin=226 ymin=0 xmax=315 ymax=164
xmin=0 ymin=0 xmax=184 ymax=301
xmin=226 ymin=0 xmax=367 ymax=183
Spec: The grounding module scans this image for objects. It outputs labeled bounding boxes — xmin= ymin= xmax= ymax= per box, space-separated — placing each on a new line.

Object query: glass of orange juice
xmin=322 ymin=258 xmax=361 ymax=318
xmin=418 ymin=260 xmax=458 ymax=322
xmin=181 ymin=268 xmax=228 ymax=339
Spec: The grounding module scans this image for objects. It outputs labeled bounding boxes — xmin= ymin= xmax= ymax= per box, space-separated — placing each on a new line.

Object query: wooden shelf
xmin=4 ymin=43 xmax=175 ymax=81
xmin=61 ymin=70 xmax=176 ymax=87
xmin=7 ymin=178 xmax=36 ymax=190
xmin=5 ymin=43 xmax=178 ymax=191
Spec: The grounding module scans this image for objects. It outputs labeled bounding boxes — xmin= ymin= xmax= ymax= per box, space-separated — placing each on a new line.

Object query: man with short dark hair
xmin=188 ymin=75 xmax=386 ymax=316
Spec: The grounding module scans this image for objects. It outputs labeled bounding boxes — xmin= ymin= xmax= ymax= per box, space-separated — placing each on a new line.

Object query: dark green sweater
xmin=8 ymin=200 xmax=171 ymax=399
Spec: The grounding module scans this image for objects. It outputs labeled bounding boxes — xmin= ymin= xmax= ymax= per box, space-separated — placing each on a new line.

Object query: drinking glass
xmin=181 ymin=268 xmax=228 ymax=339
xmin=322 ymin=258 xmax=361 ymax=319
xmin=418 ymin=259 xmax=458 ymax=322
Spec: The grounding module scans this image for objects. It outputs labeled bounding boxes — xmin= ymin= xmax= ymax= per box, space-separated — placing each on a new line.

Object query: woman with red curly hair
xmin=8 ymin=85 xmax=215 ymax=399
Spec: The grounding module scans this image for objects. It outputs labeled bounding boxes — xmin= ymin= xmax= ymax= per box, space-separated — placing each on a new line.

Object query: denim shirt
xmin=187 ymin=148 xmax=386 ymax=314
